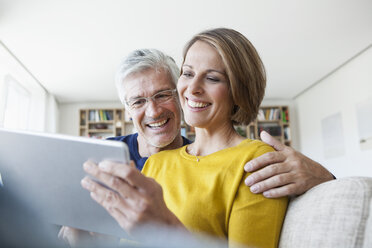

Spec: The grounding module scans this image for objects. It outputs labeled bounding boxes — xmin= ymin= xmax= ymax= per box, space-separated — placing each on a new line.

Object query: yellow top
xmin=142 ymin=139 xmax=288 ymax=248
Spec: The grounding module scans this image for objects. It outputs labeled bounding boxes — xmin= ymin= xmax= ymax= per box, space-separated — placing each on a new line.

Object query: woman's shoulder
xmin=237 ymin=139 xmax=275 ymax=157
xmin=238 ymin=138 xmax=272 ymax=148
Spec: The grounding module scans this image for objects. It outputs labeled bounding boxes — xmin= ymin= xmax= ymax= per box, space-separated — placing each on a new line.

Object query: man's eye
xmin=132 ymin=99 xmax=146 ymax=106
xmin=155 ymin=91 xmax=174 ymax=101
xmin=155 ymin=93 xmax=170 ymax=99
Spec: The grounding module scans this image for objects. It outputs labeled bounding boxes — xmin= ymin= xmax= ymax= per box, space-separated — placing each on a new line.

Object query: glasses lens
xmin=154 ymin=90 xmax=174 ymax=103
xmin=128 ymin=98 xmax=146 ymax=109
xmin=127 ymin=89 xmax=176 ymax=110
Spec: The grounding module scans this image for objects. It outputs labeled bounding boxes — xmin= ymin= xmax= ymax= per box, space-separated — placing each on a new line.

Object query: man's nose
xmin=145 ymin=99 xmax=163 ymax=118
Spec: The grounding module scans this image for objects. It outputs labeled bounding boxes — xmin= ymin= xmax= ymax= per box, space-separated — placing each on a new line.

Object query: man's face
xmin=122 ymin=68 xmax=181 ymax=148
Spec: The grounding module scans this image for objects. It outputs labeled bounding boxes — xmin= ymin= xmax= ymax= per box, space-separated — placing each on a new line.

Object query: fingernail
xmin=263 ymin=191 xmax=271 ymax=198
xmin=81 ymin=178 xmax=91 ymax=188
xmin=83 ymin=161 xmax=95 ymax=171
xmin=98 ymin=161 xmax=110 ymax=171
xmin=244 ymin=162 xmax=252 ymax=172
xmin=245 ymin=176 xmax=253 ymax=186
xmin=250 ymin=184 xmax=259 ymax=193
xmin=90 ymin=192 xmax=98 ymax=200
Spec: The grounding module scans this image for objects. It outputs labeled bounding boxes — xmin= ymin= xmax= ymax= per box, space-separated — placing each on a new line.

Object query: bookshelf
xmin=244 ymin=106 xmax=291 ymax=146
xmin=79 ymin=108 xmax=135 ymax=139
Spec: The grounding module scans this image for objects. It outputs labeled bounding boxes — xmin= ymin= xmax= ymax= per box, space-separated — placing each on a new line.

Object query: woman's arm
xmin=229 ymin=177 xmax=288 ymax=247
xmin=229 ymin=144 xmax=288 ymax=247
xmin=81 ymin=160 xmax=187 ymax=236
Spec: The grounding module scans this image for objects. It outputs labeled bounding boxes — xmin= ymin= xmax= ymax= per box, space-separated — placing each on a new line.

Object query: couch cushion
xmin=279 ymin=177 xmax=372 ymax=248
xmin=363 ymin=195 xmax=372 ymax=247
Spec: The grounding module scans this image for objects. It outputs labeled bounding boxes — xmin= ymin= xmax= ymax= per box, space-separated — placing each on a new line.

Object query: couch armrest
xmin=279 ymin=177 xmax=372 ymax=248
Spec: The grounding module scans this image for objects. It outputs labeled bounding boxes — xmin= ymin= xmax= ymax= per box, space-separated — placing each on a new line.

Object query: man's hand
xmin=244 ymin=131 xmax=334 ymax=198
xmin=81 ymin=160 xmax=186 ymax=236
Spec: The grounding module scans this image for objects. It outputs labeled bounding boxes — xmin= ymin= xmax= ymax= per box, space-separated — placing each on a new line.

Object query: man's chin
xmin=147 ymin=135 xmax=176 ymax=149
xmin=149 ymin=139 xmax=173 ymax=149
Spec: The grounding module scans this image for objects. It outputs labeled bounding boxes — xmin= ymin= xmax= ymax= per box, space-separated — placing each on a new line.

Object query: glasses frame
xmin=125 ymin=88 xmax=178 ymax=110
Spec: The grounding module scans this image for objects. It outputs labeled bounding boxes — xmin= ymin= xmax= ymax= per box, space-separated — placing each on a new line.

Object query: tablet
xmin=0 ymin=128 xmax=130 ymax=238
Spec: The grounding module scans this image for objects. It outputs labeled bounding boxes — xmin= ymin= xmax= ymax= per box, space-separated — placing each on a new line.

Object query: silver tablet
xmin=0 ymin=128 xmax=130 ymax=238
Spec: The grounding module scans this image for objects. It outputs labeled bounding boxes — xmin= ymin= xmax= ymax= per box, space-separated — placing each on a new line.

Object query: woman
xmin=141 ymin=28 xmax=287 ymax=247
xmin=79 ymin=28 xmax=287 ymax=248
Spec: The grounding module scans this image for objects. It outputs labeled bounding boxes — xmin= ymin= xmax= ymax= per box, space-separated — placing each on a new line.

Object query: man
xmin=60 ymin=49 xmax=334 ymax=244
xmin=106 ymin=49 xmax=189 ymax=171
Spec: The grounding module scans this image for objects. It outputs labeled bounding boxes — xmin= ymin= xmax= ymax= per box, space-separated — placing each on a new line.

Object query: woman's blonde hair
xmin=182 ymin=28 xmax=266 ymax=125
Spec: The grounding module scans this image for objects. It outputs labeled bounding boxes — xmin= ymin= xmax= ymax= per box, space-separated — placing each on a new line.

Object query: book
xmin=257 ymin=109 xmax=265 ymax=121
xmin=284 ymin=126 xmax=291 ymax=140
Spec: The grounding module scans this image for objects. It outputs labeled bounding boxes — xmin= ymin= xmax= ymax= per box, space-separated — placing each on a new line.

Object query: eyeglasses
xmin=125 ymin=89 xmax=177 ymax=110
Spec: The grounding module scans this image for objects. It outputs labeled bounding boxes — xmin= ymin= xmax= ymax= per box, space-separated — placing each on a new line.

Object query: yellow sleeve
xmin=228 ymin=145 xmax=288 ymax=248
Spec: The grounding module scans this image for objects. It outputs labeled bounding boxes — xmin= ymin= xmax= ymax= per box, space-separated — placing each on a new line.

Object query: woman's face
xmin=177 ymin=40 xmax=234 ymax=129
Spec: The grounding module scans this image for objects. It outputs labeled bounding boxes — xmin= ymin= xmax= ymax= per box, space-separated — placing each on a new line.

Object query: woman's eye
xmin=182 ymin=71 xmax=193 ymax=78
xmin=207 ymin=77 xmax=220 ymax=82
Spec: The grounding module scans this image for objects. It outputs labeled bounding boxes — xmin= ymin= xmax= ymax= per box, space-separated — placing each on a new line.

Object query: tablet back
xmin=0 ymin=128 xmax=130 ymax=238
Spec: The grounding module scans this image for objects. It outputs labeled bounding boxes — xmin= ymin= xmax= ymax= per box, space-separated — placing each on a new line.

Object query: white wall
xmin=295 ymin=46 xmax=372 ymax=178
xmin=58 ymin=101 xmax=124 ymax=136
xmin=0 ymin=41 xmax=55 ymax=132
xmin=45 ymin=94 xmax=59 ymax=133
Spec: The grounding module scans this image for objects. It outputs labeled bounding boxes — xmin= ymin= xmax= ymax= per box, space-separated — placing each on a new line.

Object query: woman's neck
xmin=187 ymin=121 xmax=244 ymax=156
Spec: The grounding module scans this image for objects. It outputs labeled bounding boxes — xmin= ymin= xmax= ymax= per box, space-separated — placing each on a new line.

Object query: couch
xmin=279 ymin=177 xmax=372 ymax=248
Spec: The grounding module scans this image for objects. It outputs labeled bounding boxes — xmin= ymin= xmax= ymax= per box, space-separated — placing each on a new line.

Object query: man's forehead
xmin=123 ymin=69 xmax=175 ymax=99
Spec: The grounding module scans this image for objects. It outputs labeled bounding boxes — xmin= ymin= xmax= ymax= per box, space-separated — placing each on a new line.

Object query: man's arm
xmin=244 ymin=131 xmax=335 ymax=198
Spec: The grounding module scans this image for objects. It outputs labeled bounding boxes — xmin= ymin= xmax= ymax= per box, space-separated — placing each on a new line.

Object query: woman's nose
xmin=187 ymin=76 xmax=204 ymax=95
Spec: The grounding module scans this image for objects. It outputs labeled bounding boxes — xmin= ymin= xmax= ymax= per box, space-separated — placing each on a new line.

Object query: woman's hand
xmin=58 ymin=226 xmax=118 ymax=247
xmin=81 ymin=160 xmax=186 ymax=235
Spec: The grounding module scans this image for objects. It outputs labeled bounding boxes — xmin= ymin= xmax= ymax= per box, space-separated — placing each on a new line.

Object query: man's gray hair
xmin=115 ymin=49 xmax=180 ymax=105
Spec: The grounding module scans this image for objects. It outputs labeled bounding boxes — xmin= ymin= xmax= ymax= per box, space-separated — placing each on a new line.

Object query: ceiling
xmin=0 ymin=0 xmax=371 ymax=103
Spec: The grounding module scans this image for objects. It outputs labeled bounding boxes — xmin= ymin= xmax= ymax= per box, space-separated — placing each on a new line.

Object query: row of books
xmin=89 ymin=110 xmax=113 ymax=122
xmin=282 ymin=109 xmax=289 ymax=123
xmin=257 ymin=108 xmax=281 ymax=121
xmin=284 ymin=126 xmax=291 ymax=140
xmin=257 ymin=108 xmax=290 ymax=123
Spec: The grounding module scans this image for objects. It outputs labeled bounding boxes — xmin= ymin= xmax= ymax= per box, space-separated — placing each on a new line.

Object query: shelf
xmin=88 ymin=121 xmax=114 ymax=124
xmin=88 ymin=129 xmax=114 ymax=133
xmin=247 ymin=105 xmax=291 ymax=147
xmin=80 ymin=108 xmax=135 ymax=138
xmin=257 ymin=120 xmax=281 ymax=123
